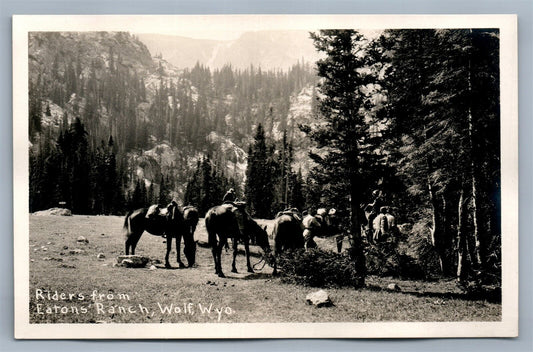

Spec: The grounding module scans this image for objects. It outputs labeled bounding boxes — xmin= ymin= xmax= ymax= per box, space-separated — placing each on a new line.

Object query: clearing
xmin=28 ymin=214 xmax=501 ymax=323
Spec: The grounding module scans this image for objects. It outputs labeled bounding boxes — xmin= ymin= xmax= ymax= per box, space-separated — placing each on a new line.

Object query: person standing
xmin=385 ymin=207 xmax=398 ymax=238
xmin=327 ymin=208 xmax=344 ymax=253
xmin=302 ymin=210 xmax=320 ymax=250
xmin=373 ymin=206 xmax=390 ymax=243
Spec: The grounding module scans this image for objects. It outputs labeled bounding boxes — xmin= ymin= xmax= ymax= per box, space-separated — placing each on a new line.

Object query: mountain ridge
xmin=137 ymin=30 xmax=320 ymax=71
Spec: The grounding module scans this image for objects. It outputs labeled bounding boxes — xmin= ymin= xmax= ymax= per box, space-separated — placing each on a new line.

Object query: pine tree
xmin=289 ymin=168 xmax=306 ymax=212
xmin=69 ymin=118 xmax=91 ymax=214
xmin=158 ymin=174 xmax=170 ymax=206
xmin=28 ymin=76 xmax=43 ymax=141
xmin=245 ymin=124 xmax=275 ymax=218
xmin=104 ymin=136 xmax=119 ymax=214
xmin=304 ymin=30 xmax=382 ymax=287
xmin=380 ymin=29 xmax=456 ymax=274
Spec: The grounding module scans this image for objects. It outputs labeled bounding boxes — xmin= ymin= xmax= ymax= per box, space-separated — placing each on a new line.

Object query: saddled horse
xmin=205 ymin=204 xmax=270 ymax=278
xmin=270 ymin=211 xmax=305 ymax=275
xmin=123 ymin=201 xmax=189 ymax=268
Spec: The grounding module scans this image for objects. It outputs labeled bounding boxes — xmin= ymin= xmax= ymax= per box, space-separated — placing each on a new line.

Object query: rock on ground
xmin=77 ymin=236 xmax=89 ymax=243
xmin=306 ymin=290 xmax=333 ymax=307
xmin=33 ymin=208 xmax=72 ymax=216
xmin=387 ymin=283 xmax=401 ymax=292
xmin=117 ymin=255 xmax=150 ymax=268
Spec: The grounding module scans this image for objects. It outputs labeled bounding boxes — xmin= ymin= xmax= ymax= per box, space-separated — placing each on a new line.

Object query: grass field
xmin=28 ymin=214 xmax=501 ymax=323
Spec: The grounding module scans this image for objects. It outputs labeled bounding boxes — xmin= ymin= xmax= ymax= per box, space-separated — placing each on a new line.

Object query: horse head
xmin=252 ymin=222 xmax=275 ymax=266
xmin=252 ymin=222 xmax=271 ymax=253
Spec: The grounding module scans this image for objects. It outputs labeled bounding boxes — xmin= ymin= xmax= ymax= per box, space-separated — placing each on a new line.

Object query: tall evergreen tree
xmin=304 ymin=30 xmax=383 ymax=287
xmin=245 ymin=124 xmax=275 ymax=218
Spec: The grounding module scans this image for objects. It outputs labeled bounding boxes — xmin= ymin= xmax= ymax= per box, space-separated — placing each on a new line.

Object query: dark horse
xmin=271 ymin=211 xmax=305 ymax=275
xmin=205 ymin=204 xmax=270 ymax=278
xmin=123 ymin=202 xmax=198 ymax=268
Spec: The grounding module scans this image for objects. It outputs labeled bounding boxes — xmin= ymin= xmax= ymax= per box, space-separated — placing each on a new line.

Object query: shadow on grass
xmin=365 ymin=284 xmax=502 ymax=304
xmin=153 ymin=264 xmax=183 ymax=270
xmin=197 ymin=240 xmax=263 ymax=258
xmin=241 ymin=272 xmax=272 ymax=280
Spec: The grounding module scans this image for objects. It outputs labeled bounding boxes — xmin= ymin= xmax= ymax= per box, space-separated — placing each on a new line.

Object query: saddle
xmin=283 ymin=210 xmax=302 ymax=222
xmin=145 ymin=204 xmax=169 ymax=219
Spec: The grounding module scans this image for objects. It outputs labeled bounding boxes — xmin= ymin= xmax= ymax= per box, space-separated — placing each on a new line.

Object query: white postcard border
xmin=13 ymin=14 xmax=518 ymax=339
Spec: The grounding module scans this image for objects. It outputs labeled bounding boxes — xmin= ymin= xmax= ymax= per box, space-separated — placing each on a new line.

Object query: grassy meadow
xmin=28 ymin=214 xmax=501 ymax=323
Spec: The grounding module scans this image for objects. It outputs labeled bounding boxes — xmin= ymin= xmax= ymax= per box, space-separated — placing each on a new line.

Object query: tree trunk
xmin=466 ymin=29 xmax=484 ymax=271
xmin=349 ymin=173 xmax=365 ymax=288
xmin=456 ymin=186 xmax=469 ymax=283
xmin=427 ymin=180 xmax=448 ymax=274
xmin=441 ymin=194 xmax=452 ymax=275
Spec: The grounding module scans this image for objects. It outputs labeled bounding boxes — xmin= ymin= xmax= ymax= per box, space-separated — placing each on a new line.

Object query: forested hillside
xmin=28 ymin=31 xmax=317 ymax=215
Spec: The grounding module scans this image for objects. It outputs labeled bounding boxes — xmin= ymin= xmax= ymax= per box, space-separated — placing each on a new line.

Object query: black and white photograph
xmin=13 ymin=15 xmax=518 ymax=338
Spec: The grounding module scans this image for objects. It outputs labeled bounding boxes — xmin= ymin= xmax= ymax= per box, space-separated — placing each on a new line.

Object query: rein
xmin=252 ymin=246 xmax=272 ymax=271
xmin=253 ymin=256 xmax=267 ymax=271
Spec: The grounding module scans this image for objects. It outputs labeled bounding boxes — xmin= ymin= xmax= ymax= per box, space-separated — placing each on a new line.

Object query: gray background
xmin=2 ymin=0 xmax=531 ymax=350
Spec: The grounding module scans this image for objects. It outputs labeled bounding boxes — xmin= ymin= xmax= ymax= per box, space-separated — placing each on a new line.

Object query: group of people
xmin=274 ymin=206 xmax=343 ymax=252
xmin=300 ymin=208 xmax=343 ymax=252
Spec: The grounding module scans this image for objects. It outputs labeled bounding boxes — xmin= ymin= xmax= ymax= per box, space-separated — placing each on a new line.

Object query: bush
xmin=276 ymin=249 xmax=362 ymax=288
xmin=365 ymin=240 xmax=403 ymax=277
xmin=404 ymin=221 xmax=443 ymax=277
xmin=365 ymin=239 xmax=426 ymax=280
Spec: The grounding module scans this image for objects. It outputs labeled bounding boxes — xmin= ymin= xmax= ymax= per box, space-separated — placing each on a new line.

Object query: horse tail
xmin=123 ymin=210 xmax=133 ymax=235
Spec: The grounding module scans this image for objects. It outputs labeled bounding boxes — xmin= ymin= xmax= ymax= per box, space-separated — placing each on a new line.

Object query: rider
xmin=223 ymin=188 xmax=236 ymax=204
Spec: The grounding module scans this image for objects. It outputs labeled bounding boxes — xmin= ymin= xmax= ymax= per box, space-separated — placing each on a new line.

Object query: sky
xmin=123 ymin=15 xmax=384 ymax=41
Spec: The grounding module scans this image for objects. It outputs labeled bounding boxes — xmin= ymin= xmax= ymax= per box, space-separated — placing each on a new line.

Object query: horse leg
xmin=216 ymin=239 xmax=226 ymax=278
xmin=125 ymin=232 xmax=138 ymax=255
xmin=231 ymin=236 xmax=238 ymax=273
xmin=272 ymin=254 xmax=278 ymax=276
xmin=175 ymin=233 xmax=186 ymax=268
xmin=130 ymin=229 xmax=144 ymax=256
xmin=211 ymin=245 xmax=219 ymax=275
xmin=165 ymin=235 xmax=172 ymax=268
xmin=244 ymin=238 xmax=254 ymax=273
